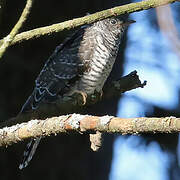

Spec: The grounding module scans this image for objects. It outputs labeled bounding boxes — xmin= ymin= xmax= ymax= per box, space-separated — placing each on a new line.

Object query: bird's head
xmin=95 ymin=17 xmax=135 ymax=39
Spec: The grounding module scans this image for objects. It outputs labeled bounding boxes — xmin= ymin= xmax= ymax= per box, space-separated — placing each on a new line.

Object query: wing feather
xmin=20 ymin=25 xmax=90 ymax=113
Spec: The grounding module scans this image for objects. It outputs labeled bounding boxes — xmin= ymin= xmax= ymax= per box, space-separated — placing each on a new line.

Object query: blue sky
xmin=110 ymin=2 xmax=180 ymax=180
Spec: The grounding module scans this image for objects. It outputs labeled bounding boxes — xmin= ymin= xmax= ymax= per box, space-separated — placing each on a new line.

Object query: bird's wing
xmin=20 ymin=25 xmax=91 ymax=113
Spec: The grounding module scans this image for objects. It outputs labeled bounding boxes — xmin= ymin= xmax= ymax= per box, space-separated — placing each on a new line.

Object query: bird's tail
xmin=19 ymin=137 xmax=41 ymax=170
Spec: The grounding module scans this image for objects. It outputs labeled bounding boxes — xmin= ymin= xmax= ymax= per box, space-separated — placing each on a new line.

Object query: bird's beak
xmin=123 ymin=20 xmax=136 ymax=27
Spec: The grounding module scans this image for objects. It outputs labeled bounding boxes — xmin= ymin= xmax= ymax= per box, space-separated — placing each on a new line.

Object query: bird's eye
xmin=110 ymin=19 xmax=117 ymax=25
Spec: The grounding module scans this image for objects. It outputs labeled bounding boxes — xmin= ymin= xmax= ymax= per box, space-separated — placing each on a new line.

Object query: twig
xmin=0 ymin=0 xmax=177 ymax=47
xmin=90 ymin=131 xmax=102 ymax=151
xmin=0 ymin=0 xmax=33 ymax=59
xmin=156 ymin=5 xmax=180 ymax=59
xmin=103 ymin=70 xmax=146 ymax=99
xmin=0 ymin=114 xmax=179 ymax=147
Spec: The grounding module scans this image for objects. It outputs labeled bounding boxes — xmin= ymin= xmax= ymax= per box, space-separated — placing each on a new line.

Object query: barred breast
xmin=77 ymin=28 xmax=121 ymax=94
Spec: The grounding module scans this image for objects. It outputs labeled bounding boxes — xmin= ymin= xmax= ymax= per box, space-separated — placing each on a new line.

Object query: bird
xmin=19 ymin=16 xmax=135 ymax=169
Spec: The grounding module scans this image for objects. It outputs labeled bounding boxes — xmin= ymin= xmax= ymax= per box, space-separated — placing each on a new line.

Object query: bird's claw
xmin=90 ymin=90 xmax=103 ymax=103
xmin=73 ymin=90 xmax=87 ymax=105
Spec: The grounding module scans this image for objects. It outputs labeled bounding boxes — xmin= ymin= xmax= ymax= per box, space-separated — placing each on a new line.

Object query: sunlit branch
xmin=0 ymin=0 xmax=33 ymax=59
xmin=0 ymin=115 xmax=179 ymax=147
xmin=0 ymin=0 xmax=177 ymax=47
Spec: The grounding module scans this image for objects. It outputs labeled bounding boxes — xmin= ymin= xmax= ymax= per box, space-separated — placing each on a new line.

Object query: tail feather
xmin=19 ymin=137 xmax=41 ymax=170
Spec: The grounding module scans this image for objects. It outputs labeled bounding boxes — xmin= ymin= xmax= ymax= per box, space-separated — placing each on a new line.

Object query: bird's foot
xmin=90 ymin=90 xmax=103 ymax=104
xmin=73 ymin=90 xmax=87 ymax=105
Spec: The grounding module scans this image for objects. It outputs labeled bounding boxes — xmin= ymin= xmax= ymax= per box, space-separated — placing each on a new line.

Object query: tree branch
xmin=0 ymin=0 xmax=33 ymax=58
xmin=103 ymin=70 xmax=146 ymax=99
xmin=0 ymin=114 xmax=179 ymax=147
xmin=0 ymin=71 xmax=146 ymax=128
xmin=0 ymin=0 xmax=177 ymax=47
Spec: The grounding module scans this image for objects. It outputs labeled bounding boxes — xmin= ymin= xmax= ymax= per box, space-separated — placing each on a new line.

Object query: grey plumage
xmin=19 ymin=17 xmax=135 ymax=169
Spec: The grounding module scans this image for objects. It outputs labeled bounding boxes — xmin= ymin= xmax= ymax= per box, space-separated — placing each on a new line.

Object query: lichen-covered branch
xmin=0 ymin=114 xmax=179 ymax=147
xmin=0 ymin=0 xmax=177 ymax=47
xmin=0 ymin=71 xmax=146 ymax=128
xmin=0 ymin=0 xmax=33 ymax=59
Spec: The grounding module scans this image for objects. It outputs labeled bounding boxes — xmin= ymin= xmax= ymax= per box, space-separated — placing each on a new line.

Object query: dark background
xmin=0 ymin=0 xmax=180 ymax=180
